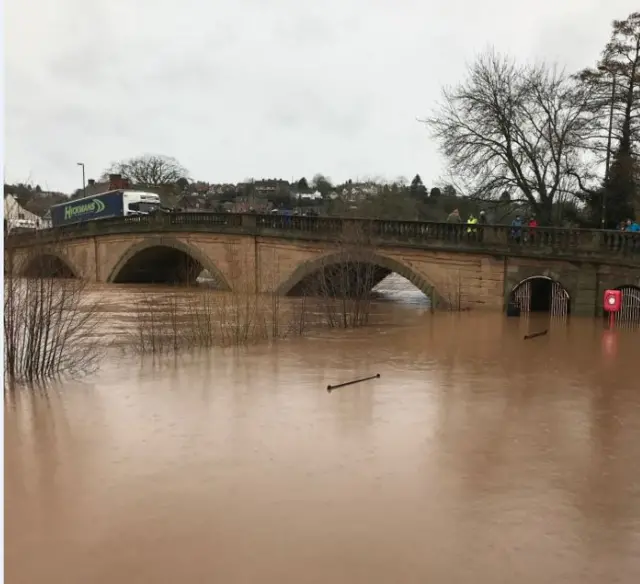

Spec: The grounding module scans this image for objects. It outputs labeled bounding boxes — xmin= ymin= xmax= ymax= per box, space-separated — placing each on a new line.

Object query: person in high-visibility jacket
xmin=467 ymin=214 xmax=478 ymax=234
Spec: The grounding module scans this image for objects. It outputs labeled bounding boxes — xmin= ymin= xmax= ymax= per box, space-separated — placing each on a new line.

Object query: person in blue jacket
xmin=510 ymin=215 xmax=523 ymax=241
xmin=624 ymin=218 xmax=640 ymax=232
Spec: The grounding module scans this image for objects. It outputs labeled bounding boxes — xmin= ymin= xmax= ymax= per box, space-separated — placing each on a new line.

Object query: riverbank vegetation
xmin=128 ymin=244 xmax=309 ymax=355
xmin=128 ymin=289 xmax=312 ymax=355
xmin=296 ymin=223 xmax=378 ymax=328
xmin=128 ymin=235 xmax=384 ymax=355
xmin=3 ymin=243 xmax=397 ymax=377
xmin=4 ymin=247 xmax=103 ymax=386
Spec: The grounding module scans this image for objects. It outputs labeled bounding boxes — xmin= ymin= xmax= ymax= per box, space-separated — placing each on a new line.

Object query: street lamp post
xmin=598 ymin=65 xmax=617 ymax=229
xmin=77 ymin=162 xmax=86 ymax=197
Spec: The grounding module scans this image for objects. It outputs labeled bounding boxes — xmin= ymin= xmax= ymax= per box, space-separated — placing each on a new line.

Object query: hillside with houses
xmin=4 ymin=154 xmax=590 ymax=228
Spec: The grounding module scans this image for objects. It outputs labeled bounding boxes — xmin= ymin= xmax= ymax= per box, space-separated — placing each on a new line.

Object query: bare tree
xmin=4 ymin=243 xmax=102 ymax=385
xmin=422 ymin=50 xmax=593 ymax=225
xmin=102 ymin=154 xmax=189 ymax=187
xmin=127 ymin=244 xmax=311 ymax=355
xmin=298 ymin=222 xmax=381 ymax=328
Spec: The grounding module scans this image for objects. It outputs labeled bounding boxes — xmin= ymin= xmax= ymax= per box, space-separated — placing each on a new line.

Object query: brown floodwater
xmin=5 ymin=276 xmax=640 ymax=583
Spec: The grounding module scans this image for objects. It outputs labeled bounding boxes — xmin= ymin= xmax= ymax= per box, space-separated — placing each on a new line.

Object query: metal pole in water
xmin=327 ymin=374 xmax=380 ymax=392
xmin=524 ymin=330 xmax=548 ymax=340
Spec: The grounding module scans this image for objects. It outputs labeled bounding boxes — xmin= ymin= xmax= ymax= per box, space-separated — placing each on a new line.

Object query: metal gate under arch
xmin=511 ymin=278 xmax=570 ymax=316
xmin=616 ymin=286 xmax=640 ymax=325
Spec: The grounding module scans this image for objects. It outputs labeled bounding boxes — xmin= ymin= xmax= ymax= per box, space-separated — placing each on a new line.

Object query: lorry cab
xmin=122 ymin=191 xmax=161 ymax=216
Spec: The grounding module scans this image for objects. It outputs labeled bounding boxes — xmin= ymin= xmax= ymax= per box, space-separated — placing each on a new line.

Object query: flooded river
xmin=5 ymin=275 xmax=640 ymax=583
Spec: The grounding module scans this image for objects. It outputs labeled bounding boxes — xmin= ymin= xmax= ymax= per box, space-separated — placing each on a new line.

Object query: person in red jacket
xmin=527 ymin=216 xmax=538 ymax=243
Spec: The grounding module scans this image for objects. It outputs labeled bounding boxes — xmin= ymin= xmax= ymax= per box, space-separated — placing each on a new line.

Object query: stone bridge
xmin=5 ymin=213 xmax=640 ymax=316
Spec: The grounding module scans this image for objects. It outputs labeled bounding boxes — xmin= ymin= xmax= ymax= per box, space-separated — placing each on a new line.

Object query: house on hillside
xmin=230 ymin=197 xmax=273 ymax=213
xmin=175 ymin=194 xmax=211 ymax=211
xmin=4 ymin=194 xmax=47 ymax=231
xmin=236 ymin=179 xmax=291 ymax=199
xmin=296 ymin=191 xmax=323 ymax=203
xmin=42 ymin=209 xmax=53 ymax=228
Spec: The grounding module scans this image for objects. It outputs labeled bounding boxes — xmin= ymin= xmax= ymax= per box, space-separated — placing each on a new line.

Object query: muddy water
xmin=5 ymin=276 xmax=640 ymax=583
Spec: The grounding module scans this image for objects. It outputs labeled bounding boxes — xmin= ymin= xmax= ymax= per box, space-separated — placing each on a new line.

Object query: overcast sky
xmin=4 ymin=0 xmax=637 ymax=193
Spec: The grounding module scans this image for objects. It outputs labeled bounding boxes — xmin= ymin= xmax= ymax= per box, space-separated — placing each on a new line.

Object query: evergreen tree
xmin=578 ymin=12 xmax=640 ymax=225
xmin=410 ymin=174 xmax=427 ymax=198
xmin=312 ymin=174 xmax=333 ymax=197
xmin=442 ymin=185 xmax=457 ymax=198
xmin=604 ymin=149 xmax=637 ymax=225
xmin=296 ymin=177 xmax=310 ymax=193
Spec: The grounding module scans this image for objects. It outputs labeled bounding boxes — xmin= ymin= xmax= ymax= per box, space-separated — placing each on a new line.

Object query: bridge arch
xmin=509 ymin=276 xmax=571 ymax=316
xmin=107 ymin=237 xmax=231 ymax=288
xmin=19 ymin=251 xmax=78 ymax=279
xmin=276 ymin=250 xmax=438 ymax=302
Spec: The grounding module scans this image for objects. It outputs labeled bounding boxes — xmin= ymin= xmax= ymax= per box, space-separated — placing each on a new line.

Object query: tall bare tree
xmin=101 ymin=154 xmax=190 ymax=208
xmin=102 ymin=154 xmax=189 ymax=187
xmin=422 ymin=50 xmax=593 ymax=225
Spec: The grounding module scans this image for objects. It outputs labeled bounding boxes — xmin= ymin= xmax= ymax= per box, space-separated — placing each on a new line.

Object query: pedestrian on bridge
xmin=466 ymin=214 xmax=478 ymax=241
xmin=475 ymin=210 xmax=488 ymax=242
xmin=510 ymin=216 xmax=523 ymax=243
xmin=625 ymin=218 xmax=640 ymax=232
xmin=446 ymin=209 xmax=462 ymax=223
xmin=527 ymin=216 xmax=538 ymax=243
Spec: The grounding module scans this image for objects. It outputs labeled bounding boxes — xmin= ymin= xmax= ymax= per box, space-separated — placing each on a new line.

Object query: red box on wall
xmin=603 ymin=289 xmax=622 ymax=313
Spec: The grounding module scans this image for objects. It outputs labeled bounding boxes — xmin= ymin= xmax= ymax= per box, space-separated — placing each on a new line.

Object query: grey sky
xmin=5 ymin=0 xmax=637 ymax=193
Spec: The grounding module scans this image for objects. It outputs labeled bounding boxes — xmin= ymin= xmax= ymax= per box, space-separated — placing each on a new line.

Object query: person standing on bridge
xmin=476 ymin=210 xmax=487 ymax=242
xmin=527 ymin=215 xmax=538 ymax=243
xmin=510 ymin=215 xmax=523 ymax=243
xmin=466 ymin=213 xmax=478 ymax=241
xmin=466 ymin=214 xmax=477 ymax=229
xmin=446 ymin=209 xmax=462 ymax=240
xmin=625 ymin=218 xmax=640 ymax=232
xmin=446 ymin=209 xmax=462 ymax=223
